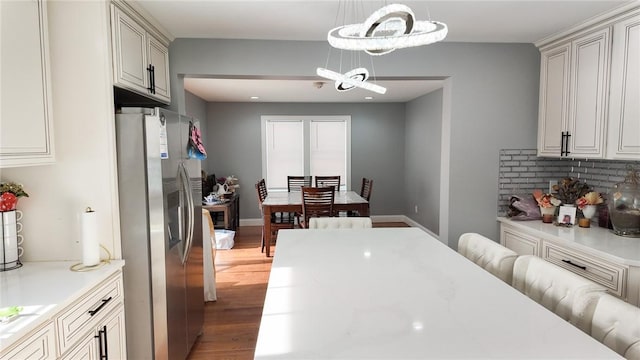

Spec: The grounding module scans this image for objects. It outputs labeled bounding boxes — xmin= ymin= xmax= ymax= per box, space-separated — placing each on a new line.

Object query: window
xmin=261 ymin=116 xmax=351 ymax=191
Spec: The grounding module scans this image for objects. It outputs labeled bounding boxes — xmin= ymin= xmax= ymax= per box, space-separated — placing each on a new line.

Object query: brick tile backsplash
xmin=497 ymin=149 xmax=640 ymax=216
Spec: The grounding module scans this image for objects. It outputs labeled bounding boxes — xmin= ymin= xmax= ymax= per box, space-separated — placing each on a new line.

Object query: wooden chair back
xmin=301 ymin=186 xmax=335 ymax=228
xmin=360 ymin=177 xmax=373 ymax=201
xmin=315 ymin=175 xmax=341 ymax=191
xmin=256 ymin=179 xmax=268 ymax=207
xmin=287 ymin=175 xmax=312 ymax=192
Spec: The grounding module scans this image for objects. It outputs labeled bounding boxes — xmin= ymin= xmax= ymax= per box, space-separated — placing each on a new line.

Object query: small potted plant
xmin=576 ymin=191 xmax=604 ymax=217
xmin=533 ymin=189 xmax=561 ymax=223
xmin=0 ymin=181 xmax=29 ymax=212
xmin=553 ymin=177 xmax=591 ymax=206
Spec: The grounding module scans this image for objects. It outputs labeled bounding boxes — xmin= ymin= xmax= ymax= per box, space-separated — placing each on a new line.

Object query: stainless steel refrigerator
xmin=115 ymin=107 xmax=203 ymax=360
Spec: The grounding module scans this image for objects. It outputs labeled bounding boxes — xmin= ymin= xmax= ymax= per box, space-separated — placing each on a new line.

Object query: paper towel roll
xmin=81 ymin=208 xmax=100 ymax=266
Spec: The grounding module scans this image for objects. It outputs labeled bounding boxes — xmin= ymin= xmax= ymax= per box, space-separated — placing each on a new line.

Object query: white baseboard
xmin=240 ymin=218 xmax=264 ymax=226
xmin=239 ymin=215 xmax=440 ymax=241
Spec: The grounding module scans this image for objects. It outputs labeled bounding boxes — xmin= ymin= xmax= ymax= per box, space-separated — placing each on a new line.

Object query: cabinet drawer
xmin=542 ymin=242 xmax=627 ymax=298
xmin=0 ymin=322 xmax=55 ymax=360
xmin=56 ymin=272 xmax=123 ymax=355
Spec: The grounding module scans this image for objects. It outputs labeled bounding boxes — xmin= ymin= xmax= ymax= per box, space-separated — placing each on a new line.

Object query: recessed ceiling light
xmin=250 ymin=96 xmax=259 ymax=100
xmin=365 ymin=96 xmax=373 ymax=100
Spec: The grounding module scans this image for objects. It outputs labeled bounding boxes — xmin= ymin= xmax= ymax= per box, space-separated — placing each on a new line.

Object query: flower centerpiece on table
xmin=0 ymin=182 xmax=29 ymax=212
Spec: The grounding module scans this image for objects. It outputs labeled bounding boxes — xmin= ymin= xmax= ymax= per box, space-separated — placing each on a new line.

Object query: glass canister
xmin=608 ymin=166 xmax=640 ymax=237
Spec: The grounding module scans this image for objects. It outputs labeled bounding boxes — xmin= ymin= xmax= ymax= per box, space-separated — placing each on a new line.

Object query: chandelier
xmin=317 ymin=2 xmax=447 ymax=94
xmin=328 ymin=3 xmax=448 ymax=56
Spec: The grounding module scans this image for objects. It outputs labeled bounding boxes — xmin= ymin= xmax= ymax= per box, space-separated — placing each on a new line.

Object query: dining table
xmin=254 ymin=227 xmax=622 ymax=359
xmin=261 ymin=190 xmax=369 ymax=257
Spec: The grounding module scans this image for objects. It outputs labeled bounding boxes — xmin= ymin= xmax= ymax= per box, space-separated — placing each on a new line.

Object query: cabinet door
xmin=0 ymin=0 xmax=55 ymax=167
xmin=61 ymin=304 xmax=126 ymax=360
xmin=0 ymin=322 xmax=56 ymax=360
xmin=537 ymin=44 xmax=570 ymax=157
xmin=500 ymin=225 xmax=541 ymax=256
xmin=104 ymin=304 xmax=127 ymax=360
xmin=607 ymin=13 xmax=640 ymax=160
xmin=567 ymin=28 xmax=610 ymax=158
xmin=111 ymin=5 xmax=148 ymax=91
xmin=148 ymin=36 xmax=171 ymax=102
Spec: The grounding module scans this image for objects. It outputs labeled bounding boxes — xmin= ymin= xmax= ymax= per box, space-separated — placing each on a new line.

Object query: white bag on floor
xmin=214 ymin=229 xmax=235 ymax=249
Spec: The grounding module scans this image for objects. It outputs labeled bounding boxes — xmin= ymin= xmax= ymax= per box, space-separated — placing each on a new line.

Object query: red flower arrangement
xmin=0 ymin=182 xmax=29 ymax=212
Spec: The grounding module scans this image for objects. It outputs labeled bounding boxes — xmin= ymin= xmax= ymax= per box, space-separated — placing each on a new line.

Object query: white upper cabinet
xmin=147 ymin=35 xmax=170 ymax=100
xmin=607 ymin=11 xmax=640 ymax=160
xmin=538 ymin=44 xmax=571 ymax=157
xmin=112 ymin=6 xmax=147 ymax=91
xmin=567 ymin=28 xmax=610 ymax=158
xmin=538 ymin=28 xmax=610 ymax=158
xmin=110 ymin=3 xmax=170 ymax=104
xmin=0 ymin=0 xmax=55 ymax=168
xmin=536 ymin=5 xmax=640 ymax=160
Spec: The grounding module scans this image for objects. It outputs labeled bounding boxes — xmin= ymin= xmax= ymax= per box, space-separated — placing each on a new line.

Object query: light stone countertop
xmin=498 ymin=217 xmax=640 ymax=266
xmin=254 ymin=228 xmax=621 ymax=359
xmin=0 ymin=260 xmax=125 ymax=351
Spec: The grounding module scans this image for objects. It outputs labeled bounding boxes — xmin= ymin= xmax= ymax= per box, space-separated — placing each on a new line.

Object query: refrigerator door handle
xmin=179 ymin=163 xmax=194 ymax=264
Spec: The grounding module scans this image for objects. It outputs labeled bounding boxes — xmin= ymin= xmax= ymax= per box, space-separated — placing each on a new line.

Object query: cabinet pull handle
xmin=562 ymin=259 xmax=586 ymax=270
xmin=560 ymin=132 xmax=565 ymax=156
xmin=88 ymin=296 xmax=113 ymax=316
xmin=147 ymin=64 xmax=153 ymax=93
xmin=150 ymin=65 xmax=156 ymax=94
xmin=94 ymin=325 xmax=108 ymax=360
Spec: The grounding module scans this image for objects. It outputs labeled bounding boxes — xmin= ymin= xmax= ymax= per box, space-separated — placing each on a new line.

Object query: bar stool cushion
xmin=590 ymin=293 xmax=640 ymax=359
xmin=457 ymin=232 xmax=518 ymax=284
xmin=512 ymin=255 xmax=606 ymax=333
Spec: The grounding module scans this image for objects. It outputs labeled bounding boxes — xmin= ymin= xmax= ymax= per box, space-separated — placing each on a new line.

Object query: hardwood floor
xmin=187 ymin=222 xmax=409 ymax=360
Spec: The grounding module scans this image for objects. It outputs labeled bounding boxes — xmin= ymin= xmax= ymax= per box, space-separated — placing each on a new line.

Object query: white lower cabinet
xmin=0 ymin=322 xmax=56 ymax=360
xmin=542 ymin=241 xmax=626 ymax=298
xmin=500 ymin=220 xmax=640 ymax=306
xmin=61 ymin=304 xmax=127 ymax=360
xmin=0 ymin=270 xmax=126 ymax=360
xmin=500 ymin=225 xmax=541 ymax=256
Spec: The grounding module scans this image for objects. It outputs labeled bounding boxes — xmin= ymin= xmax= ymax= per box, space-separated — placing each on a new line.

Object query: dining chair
xmin=301 ymin=186 xmax=335 ymax=228
xmin=512 ymin=255 xmax=607 ymax=333
xmin=256 ymin=179 xmax=295 ymax=253
xmin=287 ymin=175 xmax=312 ymax=192
xmin=287 ymin=175 xmax=312 ymax=225
xmin=308 ymin=217 xmax=372 ymax=229
xmin=457 ymin=233 xmax=518 ymax=284
xmin=360 ymin=177 xmax=373 ymax=201
xmin=315 ymin=175 xmax=341 ymax=191
xmin=202 ymin=209 xmax=217 ymax=302
xmin=347 ymin=177 xmax=373 ymax=216
xmin=590 ymin=293 xmax=640 ymax=359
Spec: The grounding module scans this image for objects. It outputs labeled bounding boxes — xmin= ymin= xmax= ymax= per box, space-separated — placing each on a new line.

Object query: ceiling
xmin=136 ymin=0 xmax=632 ymax=103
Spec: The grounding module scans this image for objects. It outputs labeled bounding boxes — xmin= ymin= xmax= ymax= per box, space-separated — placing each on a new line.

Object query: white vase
xmin=540 ymin=206 xmax=556 ymax=216
xmin=582 ymin=205 xmax=597 ymax=219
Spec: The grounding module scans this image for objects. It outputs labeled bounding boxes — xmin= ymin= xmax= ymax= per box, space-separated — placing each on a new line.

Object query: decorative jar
xmin=608 ymin=167 xmax=640 ymax=237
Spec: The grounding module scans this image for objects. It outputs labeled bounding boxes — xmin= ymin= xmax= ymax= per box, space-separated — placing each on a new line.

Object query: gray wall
xmin=185 ymin=90 xmax=208 ymax=148
xmin=169 ymin=39 xmax=540 ymax=246
xmin=204 ymin=102 xmax=405 ymax=219
xmin=405 ymin=89 xmax=443 ymax=235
